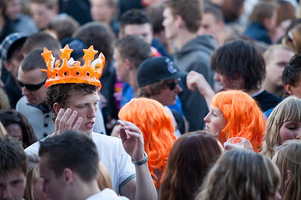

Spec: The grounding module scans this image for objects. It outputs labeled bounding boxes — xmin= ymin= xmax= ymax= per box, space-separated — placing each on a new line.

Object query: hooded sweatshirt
xmin=174 ymin=35 xmax=217 ymax=131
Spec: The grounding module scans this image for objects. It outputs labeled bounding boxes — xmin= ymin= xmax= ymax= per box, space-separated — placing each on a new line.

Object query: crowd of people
xmin=1 ymin=0 xmax=301 ymax=200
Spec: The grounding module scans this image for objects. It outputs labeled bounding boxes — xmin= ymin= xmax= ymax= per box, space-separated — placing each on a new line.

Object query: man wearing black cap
xmin=136 ymin=56 xmax=187 ymax=136
xmin=0 ymin=32 xmax=27 ymax=108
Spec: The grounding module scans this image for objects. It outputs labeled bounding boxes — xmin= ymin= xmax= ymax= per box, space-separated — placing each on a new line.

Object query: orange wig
xmin=211 ymin=90 xmax=266 ymax=152
xmin=118 ymin=97 xmax=176 ymax=188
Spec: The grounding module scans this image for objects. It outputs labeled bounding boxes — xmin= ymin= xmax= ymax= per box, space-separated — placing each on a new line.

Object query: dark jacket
xmin=174 ymin=35 xmax=217 ymax=131
xmin=244 ymin=22 xmax=272 ymax=44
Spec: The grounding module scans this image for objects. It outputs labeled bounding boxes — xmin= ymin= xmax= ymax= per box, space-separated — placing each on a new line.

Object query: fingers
xmin=53 ymin=108 xmax=82 ymax=136
xmin=118 ymin=120 xmax=143 ymax=140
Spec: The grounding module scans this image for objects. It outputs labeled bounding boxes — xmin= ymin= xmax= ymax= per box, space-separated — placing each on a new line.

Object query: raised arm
xmin=186 ymin=70 xmax=215 ymax=108
xmin=117 ymin=120 xmax=157 ymax=200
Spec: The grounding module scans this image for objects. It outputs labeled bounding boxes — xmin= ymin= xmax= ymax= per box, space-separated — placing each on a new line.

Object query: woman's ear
xmin=284 ymin=170 xmax=292 ymax=186
xmin=53 ymin=103 xmax=62 ymax=114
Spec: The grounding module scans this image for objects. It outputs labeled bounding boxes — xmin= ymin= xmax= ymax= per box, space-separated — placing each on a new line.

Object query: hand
xmin=117 ymin=120 xmax=144 ymax=161
xmin=52 ymin=108 xmax=82 ymax=137
xmin=186 ymin=71 xmax=212 ymax=95
xmin=186 ymin=71 xmax=215 ymax=108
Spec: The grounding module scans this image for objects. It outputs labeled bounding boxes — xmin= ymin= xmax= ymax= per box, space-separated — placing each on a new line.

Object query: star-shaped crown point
xmin=41 ymin=45 xmax=105 ymax=89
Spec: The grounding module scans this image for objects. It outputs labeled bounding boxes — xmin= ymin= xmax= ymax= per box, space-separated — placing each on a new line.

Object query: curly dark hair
xmin=211 ymin=39 xmax=266 ymax=92
xmin=46 ymin=83 xmax=98 ymax=122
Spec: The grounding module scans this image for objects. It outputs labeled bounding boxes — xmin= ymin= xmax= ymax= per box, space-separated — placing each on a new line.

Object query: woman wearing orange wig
xmin=118 ymin=97 xmax=176 ymax=189
xmin=204 ymin=90 xmax=266 ymax=152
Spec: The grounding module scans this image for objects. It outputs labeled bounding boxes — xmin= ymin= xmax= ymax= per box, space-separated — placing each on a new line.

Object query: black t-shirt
xmin=252 ymin=90 xmax=282 ymax=112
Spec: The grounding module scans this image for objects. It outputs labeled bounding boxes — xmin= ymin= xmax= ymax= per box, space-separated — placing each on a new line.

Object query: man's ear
xmin=284 ymin=84 xmax=293 ymax=96
xmin=53 ymin=103 xmax=62 ymax=114
xmin=3 ymin=61 xmax=11 ymax=72
xmin=125 ymin=58 xmax=132 ymax=70
xmin=176 ymin=15 xmax=184 ymax=29
xmin=63 ymin=168 xmax=74 ymax=185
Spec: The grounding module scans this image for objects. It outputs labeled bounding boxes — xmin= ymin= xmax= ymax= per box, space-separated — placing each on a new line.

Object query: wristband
xmin=131 ymin=152 xmax=148 ymax=166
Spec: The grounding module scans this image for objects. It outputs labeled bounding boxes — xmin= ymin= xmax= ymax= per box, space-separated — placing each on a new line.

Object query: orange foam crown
xmin=41 ymin=44 xmax=105 ymax=89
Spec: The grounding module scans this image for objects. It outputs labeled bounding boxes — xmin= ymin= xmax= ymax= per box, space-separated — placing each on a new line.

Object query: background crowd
xmin=1 ymin=0 xmax=301 ymax=200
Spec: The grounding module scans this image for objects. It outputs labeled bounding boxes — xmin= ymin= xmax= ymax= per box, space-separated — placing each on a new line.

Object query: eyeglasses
xmin=17 ymin=80 xmax=46 ymax=91
xmin=164 ymin=80 xmax=179 ymax=90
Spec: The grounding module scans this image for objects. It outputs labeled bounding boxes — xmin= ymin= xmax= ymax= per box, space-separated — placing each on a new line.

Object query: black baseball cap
xmin=137 ymin=56 xmax=187 ymax=87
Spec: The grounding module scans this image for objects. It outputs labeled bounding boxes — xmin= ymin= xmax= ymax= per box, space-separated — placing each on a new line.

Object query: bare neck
xmin=173 ymin=30 xmax=198 ymax=50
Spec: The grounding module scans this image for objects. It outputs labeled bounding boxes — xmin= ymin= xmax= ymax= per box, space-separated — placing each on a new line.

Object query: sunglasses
xmin=164 ymin=80 xmax=179 ymax=90
xmin=18 ymin=80 xmax=46 ymax=91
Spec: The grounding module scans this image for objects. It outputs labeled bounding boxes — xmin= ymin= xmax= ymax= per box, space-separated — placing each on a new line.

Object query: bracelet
xmin=131 ymin=152 xmax=148 ymax=166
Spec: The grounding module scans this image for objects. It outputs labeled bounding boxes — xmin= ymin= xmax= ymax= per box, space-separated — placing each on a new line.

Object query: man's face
xmin=17 ymin=68 xmax=47 ymax=105
xmin=5 ymin=0 xmax=21 ymax=21
xmin=214 ymin=72 xmax=244 ymax=91
xmin=63 ymin=91 xmax=100 ymax=134
xmin=122 ymin=24 xmax=153 ymax=44
xmin=265 ymin=48 xmax=294 ymax=88
xmin=0 ymin=169 xmax=26 ymax=200
xmin=151 ymin=79 xmax=182 ymax=106
xmin=198 ymin=13 xmax=221 ymax=40
xmin=30 ymin=3 xmax=56 ymax=29
xmin=39 ymin=156 xmax=66 ymax=200
xmin=90 ymin=0 xmax=114 ymax=24
xmin=162 ymin=7 xmax=177 ymax=40
xmin=113 ymin=49 xmax=128 ymax=82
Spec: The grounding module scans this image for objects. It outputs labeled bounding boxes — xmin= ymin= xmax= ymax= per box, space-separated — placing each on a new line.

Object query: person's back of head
xmin=263 ymin=96 xmax=301 ymax=159
xmin=211 ymin=39 xmax=265 ymax=92
xmin=221 ymin=0 xmax=244 ymax=23
xmin=73 ymin=21 xmax=114 ymax=64
xmin=211 ymin=90 xmax=265 ymax=152
xmin=196 ymin=149 xmax=281 ymax=200
xmin=160 ymin=131 xmax=222 ymax=200
xmin=24 ymin=153 xmax=48 ymax=200
xmin=274 ymin=140 xmax=301 ymax=200
xmin=47 ymin=15 xmax=80 ymax=41
xmin=146 ymin=2 xmax=165 ymax=36
xmin=0 ymin=136 xmax=27 ymax=199
xmin=114 ymin=34 xmax=151 ymax=69
xmin=249 ymin=1 xmax=277 ymax=28
xmin=22 ymin=32 xmax=61 ymax=57
xmin=118 ymin=97 xmax=176 ymax=188
xmin=39 ymin=130 xmax=99 ymax=184
xmin=283 ymin=55 xmax=301 ymax=97
xmin=276 ymin=1 xmax=296 ymax=28
xmin=0 ymin=108 xmax=37 ymax=148
xmin=20 ymin=48 xmax=47 ymax=73
xmin=165 ymin=0 xmax=203 ymax=33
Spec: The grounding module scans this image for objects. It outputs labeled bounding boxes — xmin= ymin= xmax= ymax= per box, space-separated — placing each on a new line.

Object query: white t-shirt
xmin=25 ymin=132 xmax=135 ymax=194
xmin=86 ymin=189 xmax=129 ymax=200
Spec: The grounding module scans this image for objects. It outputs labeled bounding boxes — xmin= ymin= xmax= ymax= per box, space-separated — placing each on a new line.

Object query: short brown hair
xmin=165 ymin=0 xmax=203 ymax=33
xmin=249 ymin=1 xmax=277 ymax=24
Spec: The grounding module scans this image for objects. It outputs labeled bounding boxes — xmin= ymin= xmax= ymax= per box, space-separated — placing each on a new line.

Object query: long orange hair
xmin=211 ymin=90 xmax=266 ymax=152
xmin=118 ymin=97 xmax=176 ymax=188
